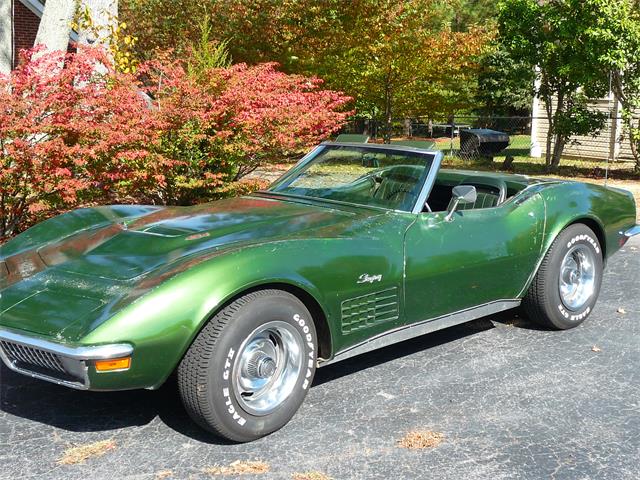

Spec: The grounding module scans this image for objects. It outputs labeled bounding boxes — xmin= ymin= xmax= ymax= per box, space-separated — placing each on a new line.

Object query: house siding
xmin=619 ymin=125 xmax=637 ymax=160
xmin=533 ymin=94 xmax=638 ymax=162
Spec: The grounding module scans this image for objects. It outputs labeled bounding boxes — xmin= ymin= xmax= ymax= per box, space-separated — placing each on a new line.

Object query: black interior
xmin=371 ymin=166 xmax=423 ymax=210
xmin=425 ymin=174 xmax=513 ymax=213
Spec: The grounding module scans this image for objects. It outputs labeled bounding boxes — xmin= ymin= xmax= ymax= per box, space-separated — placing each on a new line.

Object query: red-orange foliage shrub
xmin=0 ymin=47 xmax=161 ymax=240
xmin=0 ymin=47 xmax=351 ymax=240
xmin=140 ymin=59 xmax=352 ymax=204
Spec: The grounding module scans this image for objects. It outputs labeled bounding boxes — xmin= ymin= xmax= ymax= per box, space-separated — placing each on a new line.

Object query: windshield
xmin=268 ymin=145 xmax=435 ymax=212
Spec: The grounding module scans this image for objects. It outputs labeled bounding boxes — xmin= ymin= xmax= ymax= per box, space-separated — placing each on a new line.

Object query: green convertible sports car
xmin=1 ymin=142 xmax=638 ymax=441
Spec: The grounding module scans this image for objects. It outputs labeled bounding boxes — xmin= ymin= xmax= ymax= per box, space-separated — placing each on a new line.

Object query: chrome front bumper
xmin=624 ymin=225 xmax=640 ymax=238
xmin=0 ymin=328 xmax=132 ymax=390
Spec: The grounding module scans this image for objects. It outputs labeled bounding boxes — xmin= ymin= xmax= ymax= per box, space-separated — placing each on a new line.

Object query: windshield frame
xmin=264 ymin=142 xmax=443 ymax=214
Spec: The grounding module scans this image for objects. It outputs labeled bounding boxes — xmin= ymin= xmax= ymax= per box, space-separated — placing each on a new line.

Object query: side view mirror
xmin=445 ymin=185 xmax=477 ymax=222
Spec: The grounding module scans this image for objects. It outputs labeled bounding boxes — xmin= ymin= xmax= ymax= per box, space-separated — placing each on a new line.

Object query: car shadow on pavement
xmin=314 ymin=315 xmax=498 ymax=386
xmin=0 ymin=365 xmax=235 ymax=444
xmin=312 ymin=309 xmax=544 ymax=386
xmin=0 ymin=309 xmax=531 ymax=444
xmin=490 ymin=309 xmax=548 ymax=331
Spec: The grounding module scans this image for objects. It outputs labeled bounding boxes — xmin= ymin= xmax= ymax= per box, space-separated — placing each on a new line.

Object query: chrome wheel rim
xmin=233 ymin=321 xmax=303 ymax=416
xmin=559 ymin=245 xmax=596 ymax=311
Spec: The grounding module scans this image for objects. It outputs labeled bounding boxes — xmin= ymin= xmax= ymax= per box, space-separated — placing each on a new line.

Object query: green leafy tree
xmin=186 ymin=16 xmax=232 ymax=81
xmin=405 ymin=26 xmax=492 ymax=120
xmin=450 ymin=0 xmax=498 ymax=32
xmin=298 ymin=0 xmax=453 ymax=140
xmin=476 ymin=44 xmax=535 ymax=116
xmin=121 ymin=0 xmax=492 ymax=139
xmin=120 ymin=0 xmax=292 ymax=62
xmin=498 ymin=0 xmax=619 ymax=170
xmin=599 ymin=1 xmax=640 ymax=173
xmin=120 ymin=0 xmax=205 ymax=59
xmin=281 ymin=0 xmax=491 ymax=140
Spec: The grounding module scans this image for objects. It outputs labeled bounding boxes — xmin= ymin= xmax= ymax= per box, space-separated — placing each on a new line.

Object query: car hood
xmin=0 ymin=195 xmax=365 ymax=339
xmin=41 ymin=195 xmax=360 ymax=280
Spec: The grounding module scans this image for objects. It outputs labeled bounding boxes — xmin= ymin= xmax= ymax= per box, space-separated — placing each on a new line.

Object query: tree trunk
xmin=544 ymin=89 xmax=568 ymax=172
xmin=403 ymin=118 xmax=412 ymax=137
xmin=550 ymin=134 xmax=566 ymax=170
xmin=382 ymin=78 xmax=393 ymax=144
xmin=382 ymin=71 xmax=393 ymax=143
xmin=544 ymin=126 xmax=554 ymax=169
xmin=0 ymin=0 xmax=11 ymax=74
xmin=543 ymin=91 xmax=554 ymax=168
xmin=627 ymin=116 xmax=640 ymax=173
xmin=78 ymin=0 xmax=118 ymax=47
xmin=35 ymin=0 xmax=76 ymax=54
xmin=611 ymin=75 xmax=640 ymax=173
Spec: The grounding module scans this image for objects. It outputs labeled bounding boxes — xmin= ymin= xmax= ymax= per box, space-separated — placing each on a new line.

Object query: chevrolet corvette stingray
xmin=1 ymin=142 xmax=638 ymax=442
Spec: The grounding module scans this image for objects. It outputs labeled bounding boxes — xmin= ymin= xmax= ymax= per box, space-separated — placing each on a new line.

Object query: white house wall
xmin=533 ymin=94 xmax=637 ymax=161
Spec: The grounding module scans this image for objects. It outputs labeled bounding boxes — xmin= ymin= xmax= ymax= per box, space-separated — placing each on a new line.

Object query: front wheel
xmin=523 ymin=224 xmax=603 ymax=329
xmin=178 ymin=290 xmax=317 ymax=442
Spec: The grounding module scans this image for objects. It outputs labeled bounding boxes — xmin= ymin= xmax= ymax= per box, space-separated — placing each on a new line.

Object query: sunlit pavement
xmin=1 ymin=237 xmax=639 ymax=479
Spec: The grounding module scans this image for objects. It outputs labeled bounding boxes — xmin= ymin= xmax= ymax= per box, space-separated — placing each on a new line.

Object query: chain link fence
xmin=340 ymin=116 xmax=640 ymax=182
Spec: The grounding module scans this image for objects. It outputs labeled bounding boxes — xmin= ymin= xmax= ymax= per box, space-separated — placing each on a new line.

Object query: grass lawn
xmin=399 ymin=134 xmax=639 ymax=181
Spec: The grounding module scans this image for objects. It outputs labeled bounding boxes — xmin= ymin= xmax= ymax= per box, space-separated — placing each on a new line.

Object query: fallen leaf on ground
xmin=591 ymin=345 xmax=601 ymax=352
xmin=204 ymin=460 xmax=270 ymax=476
xmin=617 ymin=307 xmax=627 ymax=314
xmin=503 ymin=316 xmax=528 ymax=328
xmin=397 ymin=430 xmax=444 ymax=450
xmin=57 ymin=439 xmax=117 ymax=465
xmin=292 ymin=472 xmax=333 ymax=480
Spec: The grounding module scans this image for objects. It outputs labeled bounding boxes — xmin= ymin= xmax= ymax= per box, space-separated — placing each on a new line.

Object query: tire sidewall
xmin=543 ymin=225 xmax=603 ymax=329
xmin=206 ymin=292 xmax=317 ymax=442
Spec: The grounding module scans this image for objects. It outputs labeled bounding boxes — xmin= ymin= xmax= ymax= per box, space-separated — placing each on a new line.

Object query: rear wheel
xmin=523 ymin=224 xmax=603 ymax=329
xmin=177 ymin=290 xmax=317 ymax=442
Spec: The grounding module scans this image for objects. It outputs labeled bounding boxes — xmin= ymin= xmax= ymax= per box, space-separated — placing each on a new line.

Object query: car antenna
xmin=604 ymin=72 xmax=613 ymax=189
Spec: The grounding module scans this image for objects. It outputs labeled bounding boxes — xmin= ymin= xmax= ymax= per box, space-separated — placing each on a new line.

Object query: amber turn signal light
xmin=94 ymin=357 xmax=131 ymax=372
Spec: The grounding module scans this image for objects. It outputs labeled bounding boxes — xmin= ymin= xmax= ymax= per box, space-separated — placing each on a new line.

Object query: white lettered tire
xmin=523 ymin=224 xmax=603 ymax=329
xmin=178 ymin=289 xmax=317 ymax=442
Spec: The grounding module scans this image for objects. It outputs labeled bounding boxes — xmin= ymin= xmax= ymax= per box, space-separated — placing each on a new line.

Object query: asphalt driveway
xmin=1 ymin=237 xmax=639 ymax=480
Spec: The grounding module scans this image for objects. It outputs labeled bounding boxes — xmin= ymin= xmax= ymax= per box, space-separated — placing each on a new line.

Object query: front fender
xmin=79 ymin=240 xmax=337 ymax=390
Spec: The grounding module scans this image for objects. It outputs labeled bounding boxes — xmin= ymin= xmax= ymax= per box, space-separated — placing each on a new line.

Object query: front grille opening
xmin=0 ymin=341 xmax=80 ymax=383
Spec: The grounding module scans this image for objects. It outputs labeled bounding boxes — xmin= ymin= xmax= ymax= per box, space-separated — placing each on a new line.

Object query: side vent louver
xmin=341 ymin=287 xmax=399 ymax=334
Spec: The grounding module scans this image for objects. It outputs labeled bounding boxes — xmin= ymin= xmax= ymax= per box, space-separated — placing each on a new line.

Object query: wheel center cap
xmin=247 ymin=352 xmax=277 ymax=379
xmin=257 ymin=357 xmax=277 ymax=378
